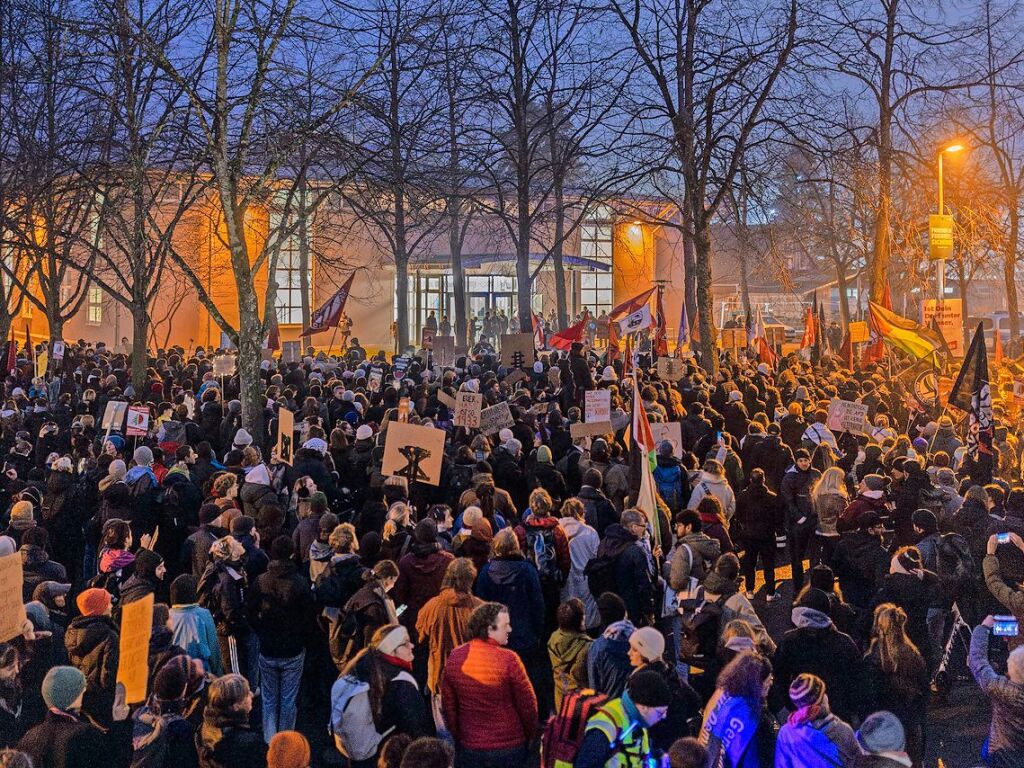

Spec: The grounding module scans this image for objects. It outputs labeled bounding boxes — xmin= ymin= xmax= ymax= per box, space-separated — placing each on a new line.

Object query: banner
xmin=276 ymin=408 xmax=295 ymax=466
xmin=117 ymin=593 xmax=154 ymax=704
xmin=382 ymin=422 xmax=445 ymax=485
xmin=826 ymin=399 xmax=869 ymax=435
xmin=617 ymin=305 xmax=653 ymax=335
xmin=302 ymin=272 xmax=355 ymax=336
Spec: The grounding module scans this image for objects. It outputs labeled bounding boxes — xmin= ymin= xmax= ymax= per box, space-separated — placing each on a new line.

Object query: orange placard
xmin=117 ymin=593 xmax=154 ymax=704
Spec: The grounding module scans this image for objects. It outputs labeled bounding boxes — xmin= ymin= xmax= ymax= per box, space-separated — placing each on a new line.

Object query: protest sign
xmin=51 ymin=340 xmax=65 ymax=360
xmin=101 ymin=401 xmax=128 ymax=432
xmin=0 ymin=554 xmax=26 ymax=643
xmin=117 ymin=593 xmax=154 ymax=704
xmin=125 ymin=406 xmax=150 ymax=437
xmin=433 ymin=336 xmax=456 ymax=367
xmin=501 ymin=334 xmax=534 ymax=368
xmin=570 ymin=420 xmax=613 ymax=439
xmin=650 ymin=422 xmax=684 ymax=458
xmin=393 ymin=355 xmax=411 ymax=380
xmin=276 ymin=407 xmax=294 ymax=466
xmin=480 ymin=401 xmax=514 ymax=435
xmin=281 ymin=341 xmax=301 ymax=364
xmin=826 ymin=399 xmax=869 ymax=435
xmin=584 ymin=390 xmax=611 ymax=424
xmin=453 ymin=392 xmax=482 ymax=428
xmin=504 ymin=369 xmax=527 ymax=388
xmin=848 ymin=321 xmax=870 ymax=344
xmin=437 ymin=390 xmax=456 ymax=409
xmin=218 ymin=332 xmax=235 ymax=350
xmin=398 ymin=397 xmax=410 ymax=422
xmin=382 ymin=422 xmax=445 ymax=485
xmin=657 ymin=357 xmax=685 ymax=381
xmin=421 ymin=327 xmax=436 ymax=350
xmin=368 ymin=370 xmax=383 ymax=392
xmin=212 ymin=354 xmax=236 ymax=376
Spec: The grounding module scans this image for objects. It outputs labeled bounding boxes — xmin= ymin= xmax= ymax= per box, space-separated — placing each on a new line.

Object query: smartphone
xmin=395 ymin=605 xmax=407 ymax=617
xmin=993 ymin=615 xmax=1019 ymax=637
xmin=998 ymin=532 xmax=1011 ymax=544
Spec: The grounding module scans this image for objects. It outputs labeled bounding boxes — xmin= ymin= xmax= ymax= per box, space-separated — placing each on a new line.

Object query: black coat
xmin=770 ymin=624 xmax=862 ymax=722
xmin=17 ymin=710 xmax=106 ymax=768
xmin=21 ymin=544 xmax=68 ymax=602
xmin=747 ymin=435 xmax=793 ymax=492
xmin=893 ymin=468 xmax=934 ymax=546
xmin=249 ymin=560 xmax=314 ymax=658
xmin=197 ymin=562 xmax=249 ymax=638
xmin=733 ymin=484 xmax=782 ymax=543
xmin=874 ymin=571 xmax=941 ymax=666
xmin=196 ymin=722 xmax=267 ymax=768
xmin=579 ymin=486 xmax=618 ymax=538
xmin=599 ymin=524 xmax=655 ymax=625
xmin=64 ymin=615 xmax=119 ymax=726
xmin=830 ymin=530 xmax=890 ymax=609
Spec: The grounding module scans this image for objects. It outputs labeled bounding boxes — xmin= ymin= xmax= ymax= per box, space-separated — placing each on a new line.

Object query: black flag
xmin=948 ymin=322 xmax=993 ymax=462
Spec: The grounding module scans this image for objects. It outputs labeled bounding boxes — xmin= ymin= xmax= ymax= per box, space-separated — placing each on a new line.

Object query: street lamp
xmin=936 ymin=143 xmax=964 ymax=299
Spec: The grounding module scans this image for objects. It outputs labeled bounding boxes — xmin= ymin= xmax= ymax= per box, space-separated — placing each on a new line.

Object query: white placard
xmin=826 ymin=399 xmax=869 ymax=435
xmin=584 ymin=390 xmax=611 ymax=423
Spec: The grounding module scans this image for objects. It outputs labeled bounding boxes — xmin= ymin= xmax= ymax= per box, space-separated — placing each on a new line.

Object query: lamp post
xmin=936 ymin=143 xmax=964 ymax=299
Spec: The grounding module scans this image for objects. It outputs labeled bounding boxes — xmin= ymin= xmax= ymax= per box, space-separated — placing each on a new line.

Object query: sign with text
xmin=650 ymin=422 xmax=684 ymax=458
xmin=433 ymin=336 xmax=456 ymax=368
xmin=212 ymin=354 xmax=236 ymax=376
xmin=276 ymin=407 xmax=294 ymax=466
xmin=117 ymin=593 xmax=154 ymax=704
xmin=421 ymin=327 xmax=436 ymax=350
xmin=453 ymin=391 xmax=482 ymax=428
xmin=920 ymin=298 xmax=963 ymax=357
xmin=0 ymin=554 xmax=26 ymax=643
xmin=125 ymin=406 xmax=150 ymax=437
xmin=368 ymin=370 xmax=383 ymax=392
xmin=584 ymin=390 xmax=611 ymax=424
xmin=928 ymin=214 xmax=954 ymax=260
xmin=479 ymin=401 xmax=515 ymax=435
xmin=501 ymin=334 xmax=535 ymax=368
xmin=51 ymin=340 xmax=65 ymax=360
xmin=382 ymin=421 xmax=445 ymax=486
xmin=657 ymin=357 xmax=685 ymax=381
xmin=847 ymin=321 xmax=870 ymax=344
xmin=101 ymin=401 xmax=128 ymax=432
xmin=826 ymin=399 xmax=869 ymax=435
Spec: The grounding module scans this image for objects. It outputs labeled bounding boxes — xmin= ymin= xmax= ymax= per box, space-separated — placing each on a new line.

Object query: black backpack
xmin=314 ymin=559 xmax=366 ymax=609
xmin=584 ymin=538 xmax=629 ymax=600
xmin=937 ymin=532 xmax=975 ymax=580
xmin=678 ymin=586 xmax=727 ymax=665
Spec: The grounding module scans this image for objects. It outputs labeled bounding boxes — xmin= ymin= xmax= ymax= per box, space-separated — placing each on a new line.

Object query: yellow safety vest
xmin=583 ymin=699 xmax=652 ymax=768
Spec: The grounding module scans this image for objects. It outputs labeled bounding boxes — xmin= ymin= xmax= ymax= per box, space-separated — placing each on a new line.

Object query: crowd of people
xmin=0 ymin=332 xmax=1020 ymax=768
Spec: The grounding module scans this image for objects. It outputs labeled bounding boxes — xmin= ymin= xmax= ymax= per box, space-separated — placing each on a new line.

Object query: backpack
xmin=327 ymin=607 xmax=363 ymax=669
xmin=88 ymin=569 xmax=123 ymax=604
xmin=526 ymin=526 xmax=564 ymax=585
xmin=447 ymin=464 xmax=475 ymax=509
xmin=937 ymin=532 xmax=975 ymax=580
xmin=314 ymin=559 xmax=366 ymax=609
xmin=541 ymin=688 xmax=611 ymax=768
xmin=330 ymin=673 xmax=403 ymax=761
xmin=584 ymin=542 xmax=626 ymax=601
xmin=130 ymin=705 xmax=187 ymax=768
xmin=678 ymin=586 xmax=727 ymax=665
xmin=653 ymin=463 xmax=683 ymax=513
xmin=918 ymin=486 xmax=946 ymax=516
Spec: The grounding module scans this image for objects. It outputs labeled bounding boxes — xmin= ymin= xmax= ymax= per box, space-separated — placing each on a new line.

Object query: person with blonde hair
xmin=860 ymin=603 xmax=929 ymax=765
xmin=810 ymin=466 xmax=848 ymax=566
xmin=196 ymin=674 xmax=267 ymax=767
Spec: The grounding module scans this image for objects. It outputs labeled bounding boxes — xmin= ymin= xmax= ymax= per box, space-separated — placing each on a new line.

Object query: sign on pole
xmin=501 ymin=334 xmax=534 ymax=368
xmin=368 ymin=370 xmax=383 ymax=392
xmin=51 ymin=340 xmax=65 ymax=360
xmin=433 ymin=336 xmax=456 ymax=367
xmin=281 ymin=341 xmax=301 ymax=364
xmin=382 ymin=422 xmax=445 ymax=486
xmin=826 ymin=399 xmax=869 ymax=435
xmin=928 ymin=214 xmax=954 ymax=260
xmin=212 ymin=354 xmax=236 ymax=377
xmin=421 ymin=327 xmax=437 ymax=350
xmin=117 ymin=593 xmax=154 ymax=704
xmin=920 ymin=299 xmax=964 ymax=357
xmin=656 ymin=357 xmax=685 ymax=381
xmin=0 ymin=554 xmax=26 ymax=643
xmin=125 ymin=406 xmax=150 ymax=437
xmin=453 ymin=392 xmax=482 ymax=428
xmin=101 ymin=401 xmax=128 ymax=432
xmin=276 ymin=407 xmax=294 ymax=466
xmin=848 ymin=321 xmax=870 ymax=344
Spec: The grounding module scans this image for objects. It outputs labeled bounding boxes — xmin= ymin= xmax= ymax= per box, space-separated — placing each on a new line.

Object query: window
xmin=578 ymin=220 xmax=613 ymax=315
xmin=270 ymin=211 xmax=312 ymax=325
xmin=86 ymin=285 xmax=104 ymax=325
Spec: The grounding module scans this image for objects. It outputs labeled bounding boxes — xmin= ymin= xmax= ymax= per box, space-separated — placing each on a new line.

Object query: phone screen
xmin=993 ymin=616 xmax=1019 ymax=637
xmin=998 ymin=532 xmax=1011 ymax=544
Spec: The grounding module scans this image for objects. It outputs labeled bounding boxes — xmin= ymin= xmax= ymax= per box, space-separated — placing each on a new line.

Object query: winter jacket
xmin=547 ymin=629 xmax=591 ymax=711
xmin=474 ymin=556 xmax=545 ymax=653
xmin=732 ymin=484 xmax=782 ymax=544
xmin=21 ymin=544 xmax=68 ymax=602
xmin=577 ymin=485 xmax=618 ymax=537
xmin=249 ymin=559 xmax=313 ymax=658
xmin=653 ymin=455 xmax=685 ymax=513
xmin=702 ymin=570 xmax=775 ymax=654
xmin=197 ymin=561 xmax=249 ymax=638
xmin=774 ymin=710 xmax=859 ymax=768
xmin=700 ymin=689 xmax=776 ymax=768
xmin=441 ymin=638 xmax=538 ymax=751
xmin=352 ymin=652 xmax=432 ymax=740
xmin=195 ymin=719 xmax=267 ymax=768
xmin=17 ymin=710 xmax=106 ymax=768
xmin=780 ymin=414 xmax=807 ymax=452
xmin=514 ymin=514 xmax=571 ymax=583
xmin=837 ymin=492 xmax=888 ymax=533
xmin=393 ymin=543 xmax=453 ymax=632
xmin=558 ymin=516 xmax=599 ymax=628
xmin=748 ymin=434 xmax=793 ymax=492
xmin=345 ymin=581 xmax=398 ymax=648
xmin=415 ymin=588 xmax=482 ymax=694
xmin=587 ymin=619 xmax=634 ymax=697
xmin=593 ymin=524 xmax=656 ymax=625
xmin=668 ymin=533 xmax=720 ymax=591
xmin=968 ymin=624 xmax=1024 ymax=763
xmin=780 ymin=466 xmax=821 ymax=528
xmin=634 ymin=660 xmax=703 ymax=752
xmin=64 ymin=614 xmax=119 ymax=726
xmin=874 ymin=570 xmax=940 ymax=665
xmin=698 ymin=511 xmax=734 ymax=555
xmin=830 ymin=530 xmax=890 ymax=608
xmin=930 ymin=425 xmax=963 ymax=459
xmin=858 ymin=647 xmax=929 ymax=748
xmin=892 ymin=467 xmax=935 ymax=545
xmin=687 ymin=473 xmax=736 ymax=520
xmin=170 ymin=603 xmax=223 ymax=674
xmin=181 ymin=526 xmax=219 ymax=579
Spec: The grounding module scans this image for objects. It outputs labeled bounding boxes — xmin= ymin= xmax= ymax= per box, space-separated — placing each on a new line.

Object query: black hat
xmin=794 ymin=587 xmax=831 ymax=615
xmin=794 ymin=448 xmax=810 ymax=460
xmin=858 ymin=511 xmax=883 ymax=530
xmin=627 ymin=669 xmax=672 ymax=707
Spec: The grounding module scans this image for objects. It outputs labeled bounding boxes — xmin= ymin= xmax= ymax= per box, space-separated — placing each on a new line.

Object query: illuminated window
xmin=579 ymin=220 xmax=613 ymax=315
xmin=270 ymin=207 xmax=312 ymax=325
xmin=86 ymin=286 xmax=103 ymax=325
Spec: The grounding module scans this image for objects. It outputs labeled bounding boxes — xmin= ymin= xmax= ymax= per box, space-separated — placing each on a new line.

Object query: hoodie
xmin=668 ymin=533 xmax=721 ymax=591
xmin=548 ymin=629 xmax=592 ymax=710
xmin=475 ymin=556 xmax=545 ymax=652
xmin=587 ymin=619 xmax=634 ymax=697
xmin=687 ymin=473 xmax=736 ymax=519
xmin=775 ymin=710 xmax=859 ymax=768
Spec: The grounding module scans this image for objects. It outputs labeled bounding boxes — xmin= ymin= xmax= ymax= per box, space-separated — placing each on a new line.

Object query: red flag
xmin=609 ymin=287 xmax=656 ymax=321
xmin=800 ymin=305 xmax=816 ymax=349
xmin=862 ymin=283 xmax=891 ymax=365
xmin=264 ymin=313 xmax=281 ymax=351
xmin=607 ymin=321 xmax=620 ymax=363
xmin=654 ymin=289 xmax=668 ymax=357
xmin=549 ymin=311 xmax=589 ymax=350
xmin=301 ymin=272 xmax=355 ymax=336
xmin=994 ymin=327 xmax=1004 ymax=365
xmin=839 ymin=332 xmax=853 ymax=369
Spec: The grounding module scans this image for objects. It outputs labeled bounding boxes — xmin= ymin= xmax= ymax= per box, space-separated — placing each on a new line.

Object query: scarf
xmin=379 ymin=653 xmax=413 ymax=672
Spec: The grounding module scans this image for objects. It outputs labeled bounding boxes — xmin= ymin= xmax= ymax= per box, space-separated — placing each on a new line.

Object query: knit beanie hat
xmin=788 ymin=673 xmax=826 ymax=709
xmin=862 ymin=474 xmax=887 ymax=492
xmin=857 ymin=711 xmax=906 ymax=753
xmin=42 ymin=666 xmax=87 ymax=711
xmin=629 ymin=627 xmax=666 ymax=663
xmin=109 ymin=459 xmax=128 ymax=481
xmin=76 ymin=588 xmax=112 ymax=617
xmin=9 ymin=501 xmax=34 ymax=526
xmin=413 ymin=518 xmax=438 ymax=545
xmin=0 ymin=536 xmax=14 ymax=557
xmin=133 ymin=446 xmax=153 ymax=466
xmin=626 ymin=669 xmax=671 ymax=708
xmin=154 ymin=656 xmax=190 ymax=701
xmin=268 ymin=731 xmax=311 ymax=768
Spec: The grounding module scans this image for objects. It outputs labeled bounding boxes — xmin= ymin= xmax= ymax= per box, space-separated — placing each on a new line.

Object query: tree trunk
xmin=737 ymin=248 xmax=752 ymax=320
xmin=682 ymin=195 xmax=697 ymax=320
xmin=130 ymin=305 xmax=148 ymax=392
xmin=517 ymin=184 xmax=533 ymax=333
xmin=836 ymin=267 xmax=851 ymax=329
xmin=1005 ymin=207 xmax=1020 ymax=347
xmin=394 ymin=192 xmax=410 ymax=351
xmin=450 ymin=206 xmax=468 ymax=349
xmin=298 ymin=181 xmax=311 ymax=350
xmin=693 ymin=220 xmax=717 ymax=376
xmin=552 ymin=181 xmax=568 ymax=329
xmin=870 ymin=5 xmax=896 ymax=301
xmin=236 ymin=322 xmax=265 ymax=448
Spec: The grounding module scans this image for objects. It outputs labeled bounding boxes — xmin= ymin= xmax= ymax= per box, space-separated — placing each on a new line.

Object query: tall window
xmin=86 ymin=285 xmax=103 ymax=325
xmin=579 ymin=218 xmax=613 ymax=315
xmin=270 ymin=207 xmax=312 ymax=325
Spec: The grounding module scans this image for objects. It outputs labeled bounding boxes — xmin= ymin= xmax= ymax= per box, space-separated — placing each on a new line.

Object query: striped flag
xmin=609 ymin=287 xmax=656 ymax=321
xmin=301 ymin=272 xmax=354 ymax=336
xmin=868 ymin=301 xmax=944 ymax=361
xmin=631 ymin=374 xmax=662 ymax=546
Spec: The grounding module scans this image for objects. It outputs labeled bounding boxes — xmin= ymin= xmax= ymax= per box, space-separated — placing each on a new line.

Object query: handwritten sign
xmin=117 ymin=593 xmax=154 ymax=704
xmin=212 ymin=354 xmax=236 ymax=376
xmin=276 ymin=407 xmax=294 ymax=466
xmin=101 ymin=401 xmax=128 ymax=431
xmin=437 ymin=390 xmax=456 ymax=409
xmin=125 ymin=406 xmax=150 ymax=437
xmin=848 ymin=321 xmax=870 ymax=344
xmin=0 ymin=554 xmax=26 ymax=643
xmin=453 ymin=392 xmax=482 ymax=428
xmin=504 ymin=369 xmax=528 ymax=388
xmin=585 ymin=390 xmax=611 ymax=424
xmin=433 ymin=336 xmax=456 ymax=368
xmin=657 ymin=357 xmax=685 ymax=381
xmin=570 ymin=421 xmax=613 ymax=439
xmin=480 ymin=402 xmax=515 ymax=435
xmin=382 ymin=422 xmax=445 ymax=486
xmin=826 ymin=399 xmax=869 ymax=435
xmin=501 ymin=334 xmax=534 ymax=368
xmin=650 ymin=422 xmax=684 ymax=458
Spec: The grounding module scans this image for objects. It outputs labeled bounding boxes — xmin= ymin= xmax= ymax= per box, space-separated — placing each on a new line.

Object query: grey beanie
xmin=133 ymin=446 xmax=153 ymax=466
xmin=856 ymin=711 xmax=906 ymax=754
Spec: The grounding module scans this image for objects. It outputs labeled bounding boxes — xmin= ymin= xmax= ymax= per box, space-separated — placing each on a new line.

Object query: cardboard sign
xmin=501 ymin=334 xmax=535 ymax=368
xmin=1014 ymin=378 xmax=1024 ymax=404
xmin=650 ymin=422 xmax=684 ymax=458
xmin=368 ymin=370 xmax=383 ymax=392
xmin=585 ymin=390 xmax=611 ymax=423
xmin=101 ymin=401 xmax=128 ymax=431
xmin=276 ymin=407 xmax=294 ymax=466
xmin=125 ymin=406 xmax=150 ymax=437
xmin=398 ymin=397 xmax=410 ymax=422
xmin=848 ymin=321 xmax=870 ymax=344
xmin=212 ymin=354 xmax=236 ymax=376
xmin=281 ymin=341 xmax=301 ymax=364
xmin=921 ymin=299 xmax=964 ymax=357
xmin=117 ymin=593 xmax=154 ymax=704
xmin=570 ymin=420 xmax=613 ymax=439
xmin=382 ymin=421 xmax=445 ymax=486
xmin=0 ymin=554 xmax=26 ymax=643
xmin=51 ymin=340 xmax=65 ymax=360
xmin=504 ymin=369 xmax=528 ymax=388
xmin=437 ymin=390 xmax=456 ymax=408
xmin=657 ymin=357 xmax=685 ymax=381
xmin=480 ymin=401 xmax=515 ymax=435
xmin=826 ymin=399 xmax=869 ymax=435
xmin=421 ymin=327 xmax=437 ymax=349
xmin=548 ymin=367 xmax=562 ymax=389
xmin=433 ymin=336 xmax=456 ymax=368
xmin=453 ymin=391 xmax=482 ymax=428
